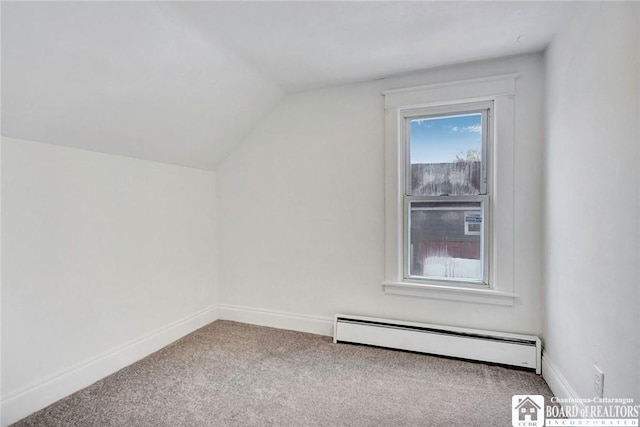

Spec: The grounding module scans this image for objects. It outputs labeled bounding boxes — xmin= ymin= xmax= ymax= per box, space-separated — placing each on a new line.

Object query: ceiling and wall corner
xmin=1 ymin=1 xmax=284 ymax=170
xmin=1 ymin=1 xmax=576 ymax=170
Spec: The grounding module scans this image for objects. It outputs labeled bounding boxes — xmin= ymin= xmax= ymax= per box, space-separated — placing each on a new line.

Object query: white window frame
xmin=402 ymin=101 xmax=492 ymax=286
xmin=382 ymin=74 xmax=520 ymax=306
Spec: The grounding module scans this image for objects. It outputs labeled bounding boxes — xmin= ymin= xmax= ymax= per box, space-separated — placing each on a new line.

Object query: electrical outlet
xmin=594 ymin=365 xmax=604 ymax=397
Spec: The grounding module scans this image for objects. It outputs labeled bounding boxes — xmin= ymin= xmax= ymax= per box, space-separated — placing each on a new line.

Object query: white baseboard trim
xmin=542 ymin=353 xmax=586 ymax=412
xmin=3 ymin=304 xmax=333 ymax=426
xmin=217 ymin=304 xmax=334 ymax=337
xmin=1 ymin=305 xmax=218 ymax=427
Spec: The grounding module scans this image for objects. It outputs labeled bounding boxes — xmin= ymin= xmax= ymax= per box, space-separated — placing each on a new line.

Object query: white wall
xmin=544 ymin=3 xmax=639 ymax=401
xmin=1 ymin=137 xmax=218 ymax=424
xmin=217 ymin=53 xmax=545 ymax=335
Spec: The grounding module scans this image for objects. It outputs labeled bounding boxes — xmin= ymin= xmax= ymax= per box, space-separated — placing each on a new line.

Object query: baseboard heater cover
xmin=334 ymin=314 xmax=541 ymax=374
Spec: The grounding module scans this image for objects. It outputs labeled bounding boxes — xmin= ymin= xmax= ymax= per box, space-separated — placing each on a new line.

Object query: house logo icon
xmin=512 ymin=395 xmax=544 ymax=427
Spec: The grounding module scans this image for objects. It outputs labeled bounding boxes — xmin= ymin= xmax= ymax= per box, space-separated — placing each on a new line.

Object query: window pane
xmin=408 ymin=201 xmax=483 ymax=282
xmin=409 ymin=113 xmax=483 ymax=196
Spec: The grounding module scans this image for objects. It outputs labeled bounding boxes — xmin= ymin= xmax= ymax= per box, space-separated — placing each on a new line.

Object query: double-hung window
xmin=382 ymin=74 xmax=519 ymax=305
xmin=404 ymin=102 xmax=491 ymax=286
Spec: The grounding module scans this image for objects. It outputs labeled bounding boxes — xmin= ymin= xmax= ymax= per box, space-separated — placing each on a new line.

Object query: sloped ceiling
xmin=1 ymin=1 xmax=575 ymax=170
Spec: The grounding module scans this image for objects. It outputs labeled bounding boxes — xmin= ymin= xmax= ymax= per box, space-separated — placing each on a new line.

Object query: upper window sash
xmin=402 ymin=101 xmax=492 ymax=198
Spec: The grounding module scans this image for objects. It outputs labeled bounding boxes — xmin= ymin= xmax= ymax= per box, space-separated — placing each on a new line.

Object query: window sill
xmin=382 ymin=281 xmax=518 ymax=306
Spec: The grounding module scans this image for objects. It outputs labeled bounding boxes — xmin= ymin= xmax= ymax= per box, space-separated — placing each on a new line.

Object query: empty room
xmin=1 ymin=1 xmax=639 ymax=426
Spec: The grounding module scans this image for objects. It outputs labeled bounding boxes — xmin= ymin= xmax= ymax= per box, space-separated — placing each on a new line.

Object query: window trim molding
xmin=382 ymin=74 xmax=519 ymax=306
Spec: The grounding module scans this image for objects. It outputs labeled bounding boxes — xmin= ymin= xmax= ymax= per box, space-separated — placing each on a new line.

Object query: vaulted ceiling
xmin=1 ymin=1 xmax=575 ymax=170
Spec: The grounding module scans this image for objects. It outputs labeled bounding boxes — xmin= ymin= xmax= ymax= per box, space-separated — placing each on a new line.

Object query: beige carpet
xmin=14 ymin=320 xmax=555 ymax=426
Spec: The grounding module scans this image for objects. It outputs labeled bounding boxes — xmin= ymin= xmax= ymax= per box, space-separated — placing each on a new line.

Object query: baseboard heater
xmin=334 ymin=314 xmax=541 ymax=374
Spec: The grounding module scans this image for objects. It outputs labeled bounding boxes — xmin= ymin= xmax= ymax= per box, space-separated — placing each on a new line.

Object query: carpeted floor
xmin=13 ymin=320 xmax=555 ymax=426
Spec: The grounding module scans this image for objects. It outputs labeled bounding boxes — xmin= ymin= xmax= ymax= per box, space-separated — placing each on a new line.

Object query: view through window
xmin=405 ymin=106 xmax=489 ymax=284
